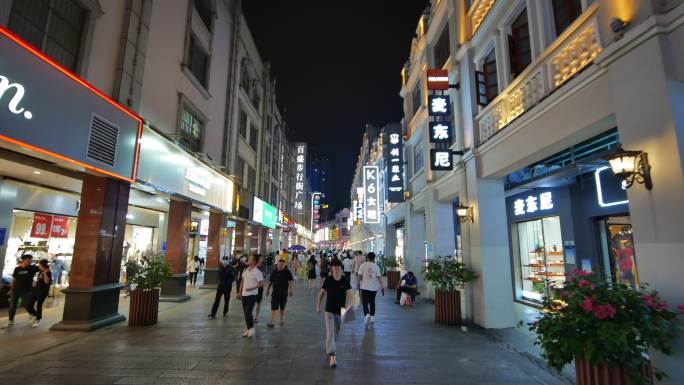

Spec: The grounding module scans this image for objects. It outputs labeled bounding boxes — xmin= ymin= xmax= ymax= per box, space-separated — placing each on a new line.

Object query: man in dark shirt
xmin=266 ymin=259 xmax=293 ymax=327
xmin=395 ymin=271 xmax=418 ymax=305
xmin=208 ymin=256 xmax=235 ymax=318
xmin=316 ymin=259 xmax=352 ymax=368
xmin=8 ymin=254 xmax=39 ymax=326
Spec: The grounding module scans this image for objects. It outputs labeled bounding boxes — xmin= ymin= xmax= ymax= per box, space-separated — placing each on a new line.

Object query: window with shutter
xmin=509 ymin=9 xmax=531 ymax=78
xmin=552 ymin=0 xmax=582 ymax=36
xmin=476 ymin=49 xmax=498 ymax=107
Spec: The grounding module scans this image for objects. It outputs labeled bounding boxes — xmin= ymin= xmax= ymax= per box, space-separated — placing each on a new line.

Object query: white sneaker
xmin=247 ymin=328 xmax=255 ymax=338
xmin=31 ymin=320 xmax=39 ymax=328
xmin=364 ymin=314 xmax=370 ymax=325
xmin=370 ymin=316 xmax=375 ymax=324
xmin=329 ymin=355 xmax=337 ymax=368
xmin=242 ymin=329 xmax=249 ymax=337
xmin=28 ymin=315 xmax=35 ymax=322
xmin=7 ymin=320 xmax=14 ymax=327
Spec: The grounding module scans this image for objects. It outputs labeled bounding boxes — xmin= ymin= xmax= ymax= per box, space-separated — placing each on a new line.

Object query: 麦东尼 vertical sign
xmin=363 ymin=166 xmax=380 ymax=224
xmin=294 ymin=143 xmax=307 ymax=212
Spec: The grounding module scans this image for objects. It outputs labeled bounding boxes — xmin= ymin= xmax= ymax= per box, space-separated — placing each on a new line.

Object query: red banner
xmin=51 ymin=216 xmax=70 ymax=238
xmin=31 ymin=213 xmax=53 ymax=239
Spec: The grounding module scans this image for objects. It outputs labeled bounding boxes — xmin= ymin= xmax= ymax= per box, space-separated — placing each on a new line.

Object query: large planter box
xmin=575 ymin=356 xmax=653 ymax=385
xmin=434 ymin=289 xmax=461 ymax=325
xmin=129 ymin=289 xmax=160 ymax=327
xmin=386 ymin=270 xmax=400 ymax=289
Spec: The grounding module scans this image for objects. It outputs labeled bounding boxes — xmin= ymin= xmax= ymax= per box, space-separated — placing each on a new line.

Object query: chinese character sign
xmin=429 ymin=121 xmax=452 ymax=144
xmin=294 ymin=143 xmax=307 ymax=212
xmin=428 ymin=95 xmax=451 ymax=117
xmin=512 ymin=192 xmax=554 ymax=216
xmin=383 ymin=125 xmax=404 ymax=203
xmin=363 ymin=166 xmax=380 ymax=224
xmin=312 ymin=193 xmax=322 ymax=230
xmin=430 ymin=149 xmax=453 ymax=171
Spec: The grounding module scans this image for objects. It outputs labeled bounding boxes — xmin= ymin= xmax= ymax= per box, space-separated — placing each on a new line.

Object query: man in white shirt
xmin=342 ymin=255 xmax=353 ymax=283
xmin=237 ymin=254 xmax=263 ymax=337
xmin=357 ymin=252 xmax=384 ymax=325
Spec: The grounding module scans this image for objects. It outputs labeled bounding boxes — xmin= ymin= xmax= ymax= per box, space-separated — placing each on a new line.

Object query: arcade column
xmin=160 ymin=199 xmax=191 ymax=302
xmin=51 ymin=175 xmax=129 ymax=331
xmin=201 ymin=211 xmax=225 ymax=289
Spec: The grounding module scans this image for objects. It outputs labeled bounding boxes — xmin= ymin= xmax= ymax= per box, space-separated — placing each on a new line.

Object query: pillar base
xmin=51 ymin=283 xmax=125 ymax=331
xmin=160 ymin=273 xmax=191 ymax=302
xmin=200 ymin=268 xmax=219 ymax=289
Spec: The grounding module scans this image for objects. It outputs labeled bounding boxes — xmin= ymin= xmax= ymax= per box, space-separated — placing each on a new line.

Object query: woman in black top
xmin=307 ymin=255 xmax=318 ymax=290
xmin=29 ymin=259 xmax=52 ymax=327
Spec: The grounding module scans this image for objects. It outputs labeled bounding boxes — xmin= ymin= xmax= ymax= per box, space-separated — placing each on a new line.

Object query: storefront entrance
xmin=598 ymin=215 xmax=638 ymax=288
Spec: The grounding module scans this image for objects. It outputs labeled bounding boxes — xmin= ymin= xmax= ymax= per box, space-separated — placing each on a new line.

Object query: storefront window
xmin=599 ymin=216 xmax=639 ymax=289
xmin=515 ymin=216 xmax=565 ymax=302
xmin=395 ymin=227 xmax=405 ymax=268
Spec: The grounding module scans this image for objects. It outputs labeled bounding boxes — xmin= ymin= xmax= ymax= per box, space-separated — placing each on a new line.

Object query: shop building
xmin=392 ymin=1 xmax=684 ymax=381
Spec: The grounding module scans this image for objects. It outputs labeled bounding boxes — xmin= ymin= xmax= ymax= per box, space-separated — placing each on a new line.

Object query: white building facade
xmin=393 ymin=0 xmax=684 ymax=381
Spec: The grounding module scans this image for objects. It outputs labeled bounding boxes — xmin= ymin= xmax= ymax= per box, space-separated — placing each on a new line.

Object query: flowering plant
xmin=530 ymin=270 xmax=683 ymax=383
xmin=423 ymin=256 xmax=477 ymax=292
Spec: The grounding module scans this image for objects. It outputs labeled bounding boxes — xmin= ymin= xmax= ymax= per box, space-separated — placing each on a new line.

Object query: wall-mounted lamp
xmin=455 ymin=204 xmax=474 ymax=223
xmin=606 ymin=146 xmax=652 ymax=190
xmin=610 ymin=17 xmax=629 ymax=37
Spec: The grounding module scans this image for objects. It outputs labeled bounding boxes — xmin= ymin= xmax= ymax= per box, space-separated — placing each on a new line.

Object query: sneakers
xmin=247 ymin=328 xmax=255 ymax=338
xmin=370 ymin=316 xmax=375 ymax=324
xmin=28 ymin=315 xmax=35 ymax=322
xmin=267 ymin=323 xmax=274 ymax=328
xmin=31 ymin=320 xmax=39 ymax=328
xmin=364 ymin=314 xmax=370 ymax=325
xmin=207 ymin=314 xmax=216 ymax=318
xmin=279 ymin=320 xmax=285 ymax=326
xmin=7 ymin=320 xmax=14 ymax=327
xmin=242 ymin=329 xmax=250 ymax=337
xmin=329 ymin=355 xmax=337 ymax=368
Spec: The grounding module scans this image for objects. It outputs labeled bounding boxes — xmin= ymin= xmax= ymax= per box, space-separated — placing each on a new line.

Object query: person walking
xmin=266 ymin=258 xmax=293 ymax=327
xmin=351 ymin=250 xmax=365 ymax=280
xmin=289 ymin=253 xmax=299 ymax=281
xmin=237 ymin=254 xmax=263 ymax=337
xmin=188 ymin=256 xmax=200 ymax=287
xmin=27 ymin=259 xmax=52 ymax=328
xmin=307 ymin=253 xmax=318 ymax=290
xmin=7 ymin=254 xmax=39 ymax=327
xmin=357 ymin=252 xmax=384 ymax=325
xmin=342 ymin=254 xmax=353 ymax=284
xmin=253 ymin=255 xmax=265 ymax=323
xmin=230 ymin=252 xmax=245 ymax=293
xmin=208 ymin=256 xmax=234 ymax=318
xmin=316 ymin=259 xmax=352 ymax=368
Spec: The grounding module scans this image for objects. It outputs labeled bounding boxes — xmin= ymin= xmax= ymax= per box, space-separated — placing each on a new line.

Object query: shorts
xmin=256 ymin=287 xmax=264 ymax=303
xmin=271 ymin=294 xmax=287 ymax=311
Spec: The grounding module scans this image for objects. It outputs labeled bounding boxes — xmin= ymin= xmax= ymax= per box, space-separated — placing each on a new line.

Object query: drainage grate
xmin=87 ymin=114 xmax=119 ymax=167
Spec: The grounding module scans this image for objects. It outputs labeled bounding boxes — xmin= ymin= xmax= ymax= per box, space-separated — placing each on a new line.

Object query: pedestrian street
xmin=0 ymin=280 xmax=567 ymax=385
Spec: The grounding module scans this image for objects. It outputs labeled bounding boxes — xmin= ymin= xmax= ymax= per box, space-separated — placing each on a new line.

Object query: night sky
xmin=243 ymin=1 xmax=429 ymax=216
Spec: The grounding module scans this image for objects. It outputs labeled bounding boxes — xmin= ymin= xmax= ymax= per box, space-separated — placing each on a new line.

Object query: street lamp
xmin=606 ymin=146 xmax=652 ymax=190
xmin=455 ymin=204 xmax=474 ymax=223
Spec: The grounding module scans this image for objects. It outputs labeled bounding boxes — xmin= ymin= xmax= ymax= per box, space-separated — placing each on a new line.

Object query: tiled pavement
xmin=0 ymin=278 xmax=569 ymax=385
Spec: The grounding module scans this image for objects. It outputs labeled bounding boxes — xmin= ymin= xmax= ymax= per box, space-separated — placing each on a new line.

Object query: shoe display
xmin=329 ymin=355 xmax=337 ymax=368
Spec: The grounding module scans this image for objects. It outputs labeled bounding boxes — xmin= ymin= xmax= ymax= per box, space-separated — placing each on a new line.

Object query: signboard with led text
xmin=429 ymin=121 xmax=452 ymax=144
xmin=426 ymin=69 xmax=449 ymax=90
xmin=363 ymin=166 xmax=380 ymax=224
xmin=512 ymin=191 xmax=554 ymax=216
xmin=294 ymin=143 xmax=307 ymax=212
xmin=430 ymin=149 xmax=453 ymax=171
xmin=428 ymin=95 xmax=451 ymax=117
xmin=0 ymin=26 xmax=142 ymax=182
xmin=383 ymin=124 xmax=404 ymax=202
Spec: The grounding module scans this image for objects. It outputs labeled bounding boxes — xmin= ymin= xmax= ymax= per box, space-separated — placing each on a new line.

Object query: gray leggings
xmin=324 ymin=312 xmax=342 ymax=356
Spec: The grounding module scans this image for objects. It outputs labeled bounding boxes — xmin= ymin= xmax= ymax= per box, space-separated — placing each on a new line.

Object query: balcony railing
xmin=477 ymin=4 xmax=603 ymax=145
xmin=469 ymin=0 xmax=496 ymax=36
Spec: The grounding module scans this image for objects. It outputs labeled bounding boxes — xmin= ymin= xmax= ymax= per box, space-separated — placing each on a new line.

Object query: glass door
xmin=515 ymin=216 xmax=565 ymax=302
xmin=599 ymin=216 xmax=638 ymax=288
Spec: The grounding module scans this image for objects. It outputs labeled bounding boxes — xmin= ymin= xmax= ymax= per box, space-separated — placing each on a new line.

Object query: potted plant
xmin=423 ymin=256 xmax=477 ymax=325
xmin=530 ymin=269 xmax=683 ymax=385
xmin=383 ymin=256 xmax=401 ymax=289
xmin=125 ymin=255 xmax=172 ymax=327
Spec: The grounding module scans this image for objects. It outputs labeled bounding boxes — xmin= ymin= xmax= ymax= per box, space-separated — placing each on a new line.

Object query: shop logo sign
xmin=363 ymin=166 xmax=380 ymax=224
xmin=0 ymin=75 xmax=32 ymax=119
xmin=513 ymin=192 xmax=554 ymax=216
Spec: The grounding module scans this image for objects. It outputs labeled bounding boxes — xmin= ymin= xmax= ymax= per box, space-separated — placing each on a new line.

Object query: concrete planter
xmin=434 ymin=289 xmax=462 ymax=325
xmin=575 ymin=356 xmax=652 ymax=385
xmin=386 ymin=270 xmax=400 ymax=289
xmin=129 ymin=289 xmax=160 ymax=327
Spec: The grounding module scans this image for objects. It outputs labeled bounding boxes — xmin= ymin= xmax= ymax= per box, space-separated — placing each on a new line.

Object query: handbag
xmin=341 ymin=306 xmax=356 ymax=323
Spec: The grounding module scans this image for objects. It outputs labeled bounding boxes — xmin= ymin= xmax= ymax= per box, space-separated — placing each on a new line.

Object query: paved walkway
xmin=0 ymin=278 xmax=568 ymax=385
